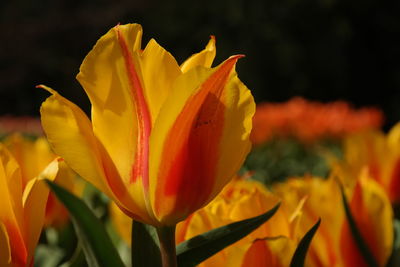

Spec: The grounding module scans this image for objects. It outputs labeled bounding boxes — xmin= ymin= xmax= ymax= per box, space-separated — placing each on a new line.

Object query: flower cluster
xmin=251 ymin=97 xmax=384 ymax=144
xmin=1 ymin=23 xmax=399 ymax=267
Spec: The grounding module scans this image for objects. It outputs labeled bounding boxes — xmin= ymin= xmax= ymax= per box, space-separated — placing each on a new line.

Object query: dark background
xmin=1 ymin=0 xmax=399 ymax=129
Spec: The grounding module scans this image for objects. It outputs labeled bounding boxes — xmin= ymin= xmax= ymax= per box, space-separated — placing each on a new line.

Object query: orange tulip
xmin=0 ymin=145 xmax=60 ymax=267
xmin=251 ymin=97 xmax=383 ymax=144
xmin=40 ymin=23 xmax=255 ymax=226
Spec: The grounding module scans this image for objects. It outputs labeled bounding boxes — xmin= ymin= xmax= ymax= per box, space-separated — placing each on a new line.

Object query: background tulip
xmin=0 ymin=145 xmax=60 ymax=267
xmin=176 ymin=178 xmax=299 ymax=267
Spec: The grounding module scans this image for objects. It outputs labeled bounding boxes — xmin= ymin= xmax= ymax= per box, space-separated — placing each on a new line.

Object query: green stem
xmin=156 ymin=226 xmax=177 ymax=267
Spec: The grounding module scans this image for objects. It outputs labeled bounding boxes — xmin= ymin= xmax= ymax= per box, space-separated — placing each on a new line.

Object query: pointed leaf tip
xmin=177 ymin=203 xmax=280 ymax=267
xmin=340 ymin=186 xmax=379 ymax=267
xmin=290 ymin=218 xmax=321 ymax=267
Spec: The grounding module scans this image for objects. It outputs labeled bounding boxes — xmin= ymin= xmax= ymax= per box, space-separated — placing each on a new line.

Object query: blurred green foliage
xmin=243 ymin=138 xmax=342 ymax=184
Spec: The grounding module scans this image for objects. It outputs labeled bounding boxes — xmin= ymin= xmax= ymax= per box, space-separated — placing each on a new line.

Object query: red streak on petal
xmin=389 ymin=158 xmax=400 ymax=203
xmin=155 ymin=56 xmax=241 ymax=217
xmin=340 ymin=181 xmax=380 ymax=267
xmin=4 ymin=221 xmax=27 ymax=266
xmin=116 ymin=26 xmax=151 ymax=190
xmin=242 ymin=240 xmax=279 ymax=267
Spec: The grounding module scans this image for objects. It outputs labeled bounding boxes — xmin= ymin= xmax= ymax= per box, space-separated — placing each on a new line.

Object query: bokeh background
xmin=1 ymin=0 xmax=400 ymax=129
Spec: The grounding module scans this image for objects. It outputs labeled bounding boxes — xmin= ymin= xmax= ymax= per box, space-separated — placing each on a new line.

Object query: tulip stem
xmin=156 ymin=226 xmax=177 ymax=267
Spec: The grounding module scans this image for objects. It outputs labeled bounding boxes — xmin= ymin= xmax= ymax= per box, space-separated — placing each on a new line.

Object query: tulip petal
xmin=150 ymin=55 xmax=254 ymax=224
xmin=140 ymin=38 xmax=181 ymax=122
xmin=40 ymin=87 xmax=151 ymax=222
xmin=4 ymin=134 xmax=55 ymax=188
xmin=180 ymin=36 xmax=216 ymax=72
xmin=340 ymin=174 xmax=393 ymax=266
xmin=0 ymin=146 xmax=27 ymax=265
xmin=0 ymin=221 xmax=11 ymax=265
xmin=76 ymin=24 xmax=143 ymax=187
xmin=40 ymin=88 xmax=111 ymax=196
xmin=21 ymin=159 xmax=58 ymax=265
xmin=210 ymin=74 xmax=254 ymax=199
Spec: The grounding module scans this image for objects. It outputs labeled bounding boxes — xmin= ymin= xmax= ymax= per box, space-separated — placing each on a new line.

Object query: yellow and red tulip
xmin=273 ymin=176 xmax=343 ymax=267
xmin=0 ymin=145 xmax=60 ymax=267
xmin=176 ymin=178 xmax=299 ymax=267
xmin=40 ymin=23 xmax=255 ymax=226
xmin=340 ymin=172 xmax=393 ymax=267
xmin=273 ymin=174 xmax=393 ymax=267
xmin=332 ymin=122 xmax=400 ymax=204
xmin=3 ymin=133 xmax=79 ymax=227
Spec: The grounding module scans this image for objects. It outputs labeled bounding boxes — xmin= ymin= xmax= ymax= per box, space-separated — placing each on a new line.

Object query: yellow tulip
xmin=176 ymin=178 xmax=299 ymax=267
xmin=0 ymin=145 xmax=60 ymax=267
xmin=40 ymin=23 xmax=255 ymax=226
xmin=3 ymin=134 xmax=54 ymax=189
xmin=3 ymin=133 xmax=79 ymax=227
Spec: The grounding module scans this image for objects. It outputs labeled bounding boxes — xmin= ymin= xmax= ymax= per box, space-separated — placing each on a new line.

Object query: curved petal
xmin=4 ymin=133 xmax=55 ymax=188
xmin=140 ymin=38 xmax=181 ymax=122
xmin=209 ymin=73 xmax=254 ymax=200
xmin=76 ymin=24 xmax=142 ymax=187
xmin=180 ymin=36 xmax=216 ymax=72
xmin=0 ymin=221 xmax=11 ymax=265
xmin=0 ymin=147 xmax=27 ymax=266
xmin=340 ymin=174 xmax=393 ymax=267
xmin=150 ymin=56 xmax=254 ymax=224
xmin=40 ymin=87 xmax=112 ymax=196
xmin=40 ymin=87 xmax=152 ymax=223
xmin=22 ymin=159 xmax=58 ymax=265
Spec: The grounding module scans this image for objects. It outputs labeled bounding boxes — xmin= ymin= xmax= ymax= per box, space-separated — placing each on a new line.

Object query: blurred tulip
xmin=176 ymin=178 xmax=300 ymax=267
xmin=273 ymin=174 xmax=393 ymax=267
xmin=332 ymin=122 xmax=400 ymax=204
xmin=340 ymin=173 xmax=393 ymax=267
xmin=252 ymin=97 xmax=383 ymax=144
xmin=0 ymin=116 xmax=43 ymax=137
xmin=3 ymin=133 xmax=80 ymax=227
xmin=40 ymin=23 xmax=255 ymax=226
xmin=273 ymin=176 xmax=343 ymax=266
xmin=0 ymin=145 xmax=60 ymax=267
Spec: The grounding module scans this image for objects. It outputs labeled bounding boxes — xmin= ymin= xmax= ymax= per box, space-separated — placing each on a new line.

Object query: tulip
xmin=273 ymin=176 xmax=343 ymax=266
xmin=3 ymin=133 xmax=79 ymax=227
xmin=251 ymin=97 xmax=383 ymax=145
xmin=340 ymin=172 xmax=393 ymax=267
xmin=273 ymin=174 xmax=393 ymax=267
xmin=176 ymin=178 xmax=300 ymax=267
xmin=40 ymin=23 xmax=255 ymax=227
xmin=0 ymin=144 xmax=60 ymax=267
xmin=331 ymin=122 xmax=400 ymax=204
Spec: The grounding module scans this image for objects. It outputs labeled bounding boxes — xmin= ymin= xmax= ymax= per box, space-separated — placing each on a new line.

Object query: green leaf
xmin=340 ymin=186 xmax=379 ymax=267
xmin=131 ymin=220 xmax=162 ymax=267
xmin=289 ymin=218 xmax=321 ymax=267
xmin=46 ymin=180 xmax=125 ymax=267
xmin=176 ymin=203 xmax=280 ymax=267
